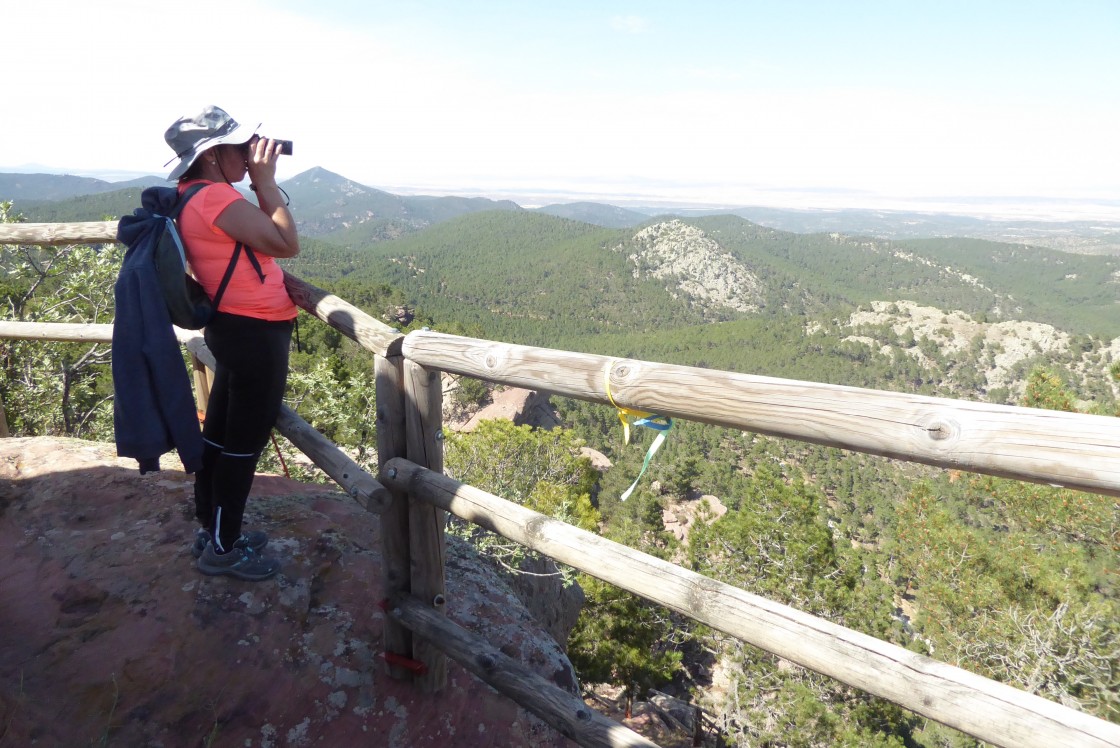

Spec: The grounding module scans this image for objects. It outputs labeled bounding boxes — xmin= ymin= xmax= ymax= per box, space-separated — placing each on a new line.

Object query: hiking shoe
xmin=196 ymin=541 xmax=281 ymax=581
xmin=191 ymin=528 xmax=268 ymax=559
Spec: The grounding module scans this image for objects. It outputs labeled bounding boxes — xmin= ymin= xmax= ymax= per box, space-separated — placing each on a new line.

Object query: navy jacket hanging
xmin=112 ymin=187 xmax=204 ymax=474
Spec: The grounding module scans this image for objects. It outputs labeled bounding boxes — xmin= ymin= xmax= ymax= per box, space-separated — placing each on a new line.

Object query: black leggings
xmin=194 ymin=312 xmax=293 ymax=552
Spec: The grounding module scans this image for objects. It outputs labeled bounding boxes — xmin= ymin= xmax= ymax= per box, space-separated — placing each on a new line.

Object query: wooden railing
xmin=2 ymin=221 xmax=1119 ymax=748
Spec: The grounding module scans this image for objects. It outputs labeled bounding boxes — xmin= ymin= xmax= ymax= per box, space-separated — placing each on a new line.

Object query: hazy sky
xmin=6 ymin=0 xmax=1119 ymax=212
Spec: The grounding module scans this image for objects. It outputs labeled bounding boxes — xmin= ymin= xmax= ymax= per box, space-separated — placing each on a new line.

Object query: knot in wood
xmin=919 ymin=415 xmax=960 ymax=447
xmin=687 ymin=577 xmax=722 ymax=616
xmin=525 ymin=515 xmax=549 ymax=542
xmin=925 ymin=420 xmax=953 ymax=441
xmin=484 ymin=353 xmax=498 ymax=368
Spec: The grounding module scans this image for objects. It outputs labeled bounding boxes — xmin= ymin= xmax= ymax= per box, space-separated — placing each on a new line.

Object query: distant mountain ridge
xmin=4 ymin=168 xmax=1118 ymax=254
xmin=533 ymin=201 xmax=651 ymax=229
xmin=295 ymin=167 xmax=524 ymax=245
xmin=0 ymin=172 xmax=163 ymax=202
xmin=1 ymin=167 xmax=524 ymax=242
xmin=4 ymin=167 xmax=1114 ymax=338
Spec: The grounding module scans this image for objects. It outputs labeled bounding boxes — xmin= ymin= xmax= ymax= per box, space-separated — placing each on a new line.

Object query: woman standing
xmin=163 ymin=105 xmax=299 ymax=581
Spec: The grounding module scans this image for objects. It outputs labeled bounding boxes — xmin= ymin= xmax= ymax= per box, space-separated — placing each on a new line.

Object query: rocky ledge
xmin=0 ymin=437 xmax=578 ymax=747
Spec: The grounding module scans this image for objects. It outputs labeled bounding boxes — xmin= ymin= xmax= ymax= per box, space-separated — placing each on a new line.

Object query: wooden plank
xmin=402 ymin=359 xmax=447 ymax=691
xmin=0 ymin=324 xmax=391 ymax=510
xmin=190 ymin=353 xmax=211 ymax=418
xmin=0 ymin=221 xmax=118 ymax=245
xmin=380 ymin=457 xmax=1120 ymax=748
xmin=283 ymin=274 xmax=404 ymax=357
xmin=401 ymin=330 xmax=1120 ymax=498
xmin=5 ymin=322 xmax=1116 ymax=498
xmin=375 ymin=354 xmax=413 ymax=679
xmin=0 ymin=321 xmax=114 ymax=341
xmin=0 ymin=323 xmax=199 ymax=344
xmin=181 ymin=332 xmax=211 ymax=363
xmin=387 ymin=594 xmax=661 ymax=748
xmin=272 ymin=406 xmax=391 ymax=514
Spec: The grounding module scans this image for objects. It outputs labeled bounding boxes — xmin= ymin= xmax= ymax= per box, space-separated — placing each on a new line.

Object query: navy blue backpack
xmin=116 ymin=184 xmax=261 ymax=329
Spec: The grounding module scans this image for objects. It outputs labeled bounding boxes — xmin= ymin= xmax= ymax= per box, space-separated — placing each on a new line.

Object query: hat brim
xmin=166 ymin=122 xmax=258 ymax=181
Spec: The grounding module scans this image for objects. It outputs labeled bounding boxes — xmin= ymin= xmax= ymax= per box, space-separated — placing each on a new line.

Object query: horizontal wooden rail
xmin=386 ymin=593 xmax=658 ymax=748
xmin=0 ymin=321 xmax=115 ymax=341
xmin=5 ymin=221 xmax=1115 ymax=497
xmin=380 ymin=456 xmax=1120 ymax=748
xmin=0 ymin=221 xmax=118 ymax=245
xmin=273 ymin=406 xmax=392 ymax=513
xmin=0 ymin=222 xmax=404 ymax=357
xmin=402 ymin=330 xmax=1120 ymax=498
xmin=284 ymin=275 xmax=404 ymax=358
xmin=0 ymin=321 xmax=391 ymax=510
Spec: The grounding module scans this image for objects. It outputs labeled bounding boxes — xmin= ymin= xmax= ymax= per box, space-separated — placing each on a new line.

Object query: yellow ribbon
xmin=605 ymin=362 xmax=673 ymax=500
xmin=605 ymin=365 xmax=653 ymax=444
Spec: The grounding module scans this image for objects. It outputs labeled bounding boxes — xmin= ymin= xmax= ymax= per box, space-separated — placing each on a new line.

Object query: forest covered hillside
xmin=284 ymin=209 xmax=1120 ymax=346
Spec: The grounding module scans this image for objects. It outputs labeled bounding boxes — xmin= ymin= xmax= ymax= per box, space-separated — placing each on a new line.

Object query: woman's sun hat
xmin=164 ymin=105 xmax=258 ymax=180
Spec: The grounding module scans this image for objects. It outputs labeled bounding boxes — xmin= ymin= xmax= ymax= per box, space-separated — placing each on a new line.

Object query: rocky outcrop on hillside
xmin=448 ymin=387 xmax=563 ymax=433
xmin=662 ymin=494 xmax=728 ymax=545
xmin=618 ymin=220 xmax=763 ymax=315
xmin=838 ymin=300 xmax=1120 ymax=401
xmin=0 ymin=437 xmax=579 ymax=747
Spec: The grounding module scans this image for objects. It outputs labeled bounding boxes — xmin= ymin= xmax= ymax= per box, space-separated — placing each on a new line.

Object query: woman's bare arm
xmin=214 ymin=139 xmax=300 ymax=258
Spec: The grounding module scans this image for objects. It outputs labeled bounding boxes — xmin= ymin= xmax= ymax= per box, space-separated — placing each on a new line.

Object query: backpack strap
xmin=241 ymin=245 xmax=266 ymax=284
xmin=169 ymin=182 xmax=208 ymax=219
xmin=172 ymin=182 xmax=267 ymax=316
xmin=211 ymin=242 xmax=266 ymax=312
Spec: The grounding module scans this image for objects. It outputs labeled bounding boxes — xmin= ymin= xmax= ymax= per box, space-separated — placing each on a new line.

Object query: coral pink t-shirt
xmin=177 ymin=180 xmax=297 ymax=321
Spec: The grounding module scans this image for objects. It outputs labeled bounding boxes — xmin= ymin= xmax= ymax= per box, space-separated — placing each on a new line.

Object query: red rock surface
xmin=0 ymin=437 xmax=578 ymax=747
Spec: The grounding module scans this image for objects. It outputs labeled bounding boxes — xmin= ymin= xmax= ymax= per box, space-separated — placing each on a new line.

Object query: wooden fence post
xmin=403 ymin=359 xmax=447 ymax=691
xmin=190 ymin=352 xmax=211 ymax=421
xmin=375 ymin=354 xmax=413 ymax=680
